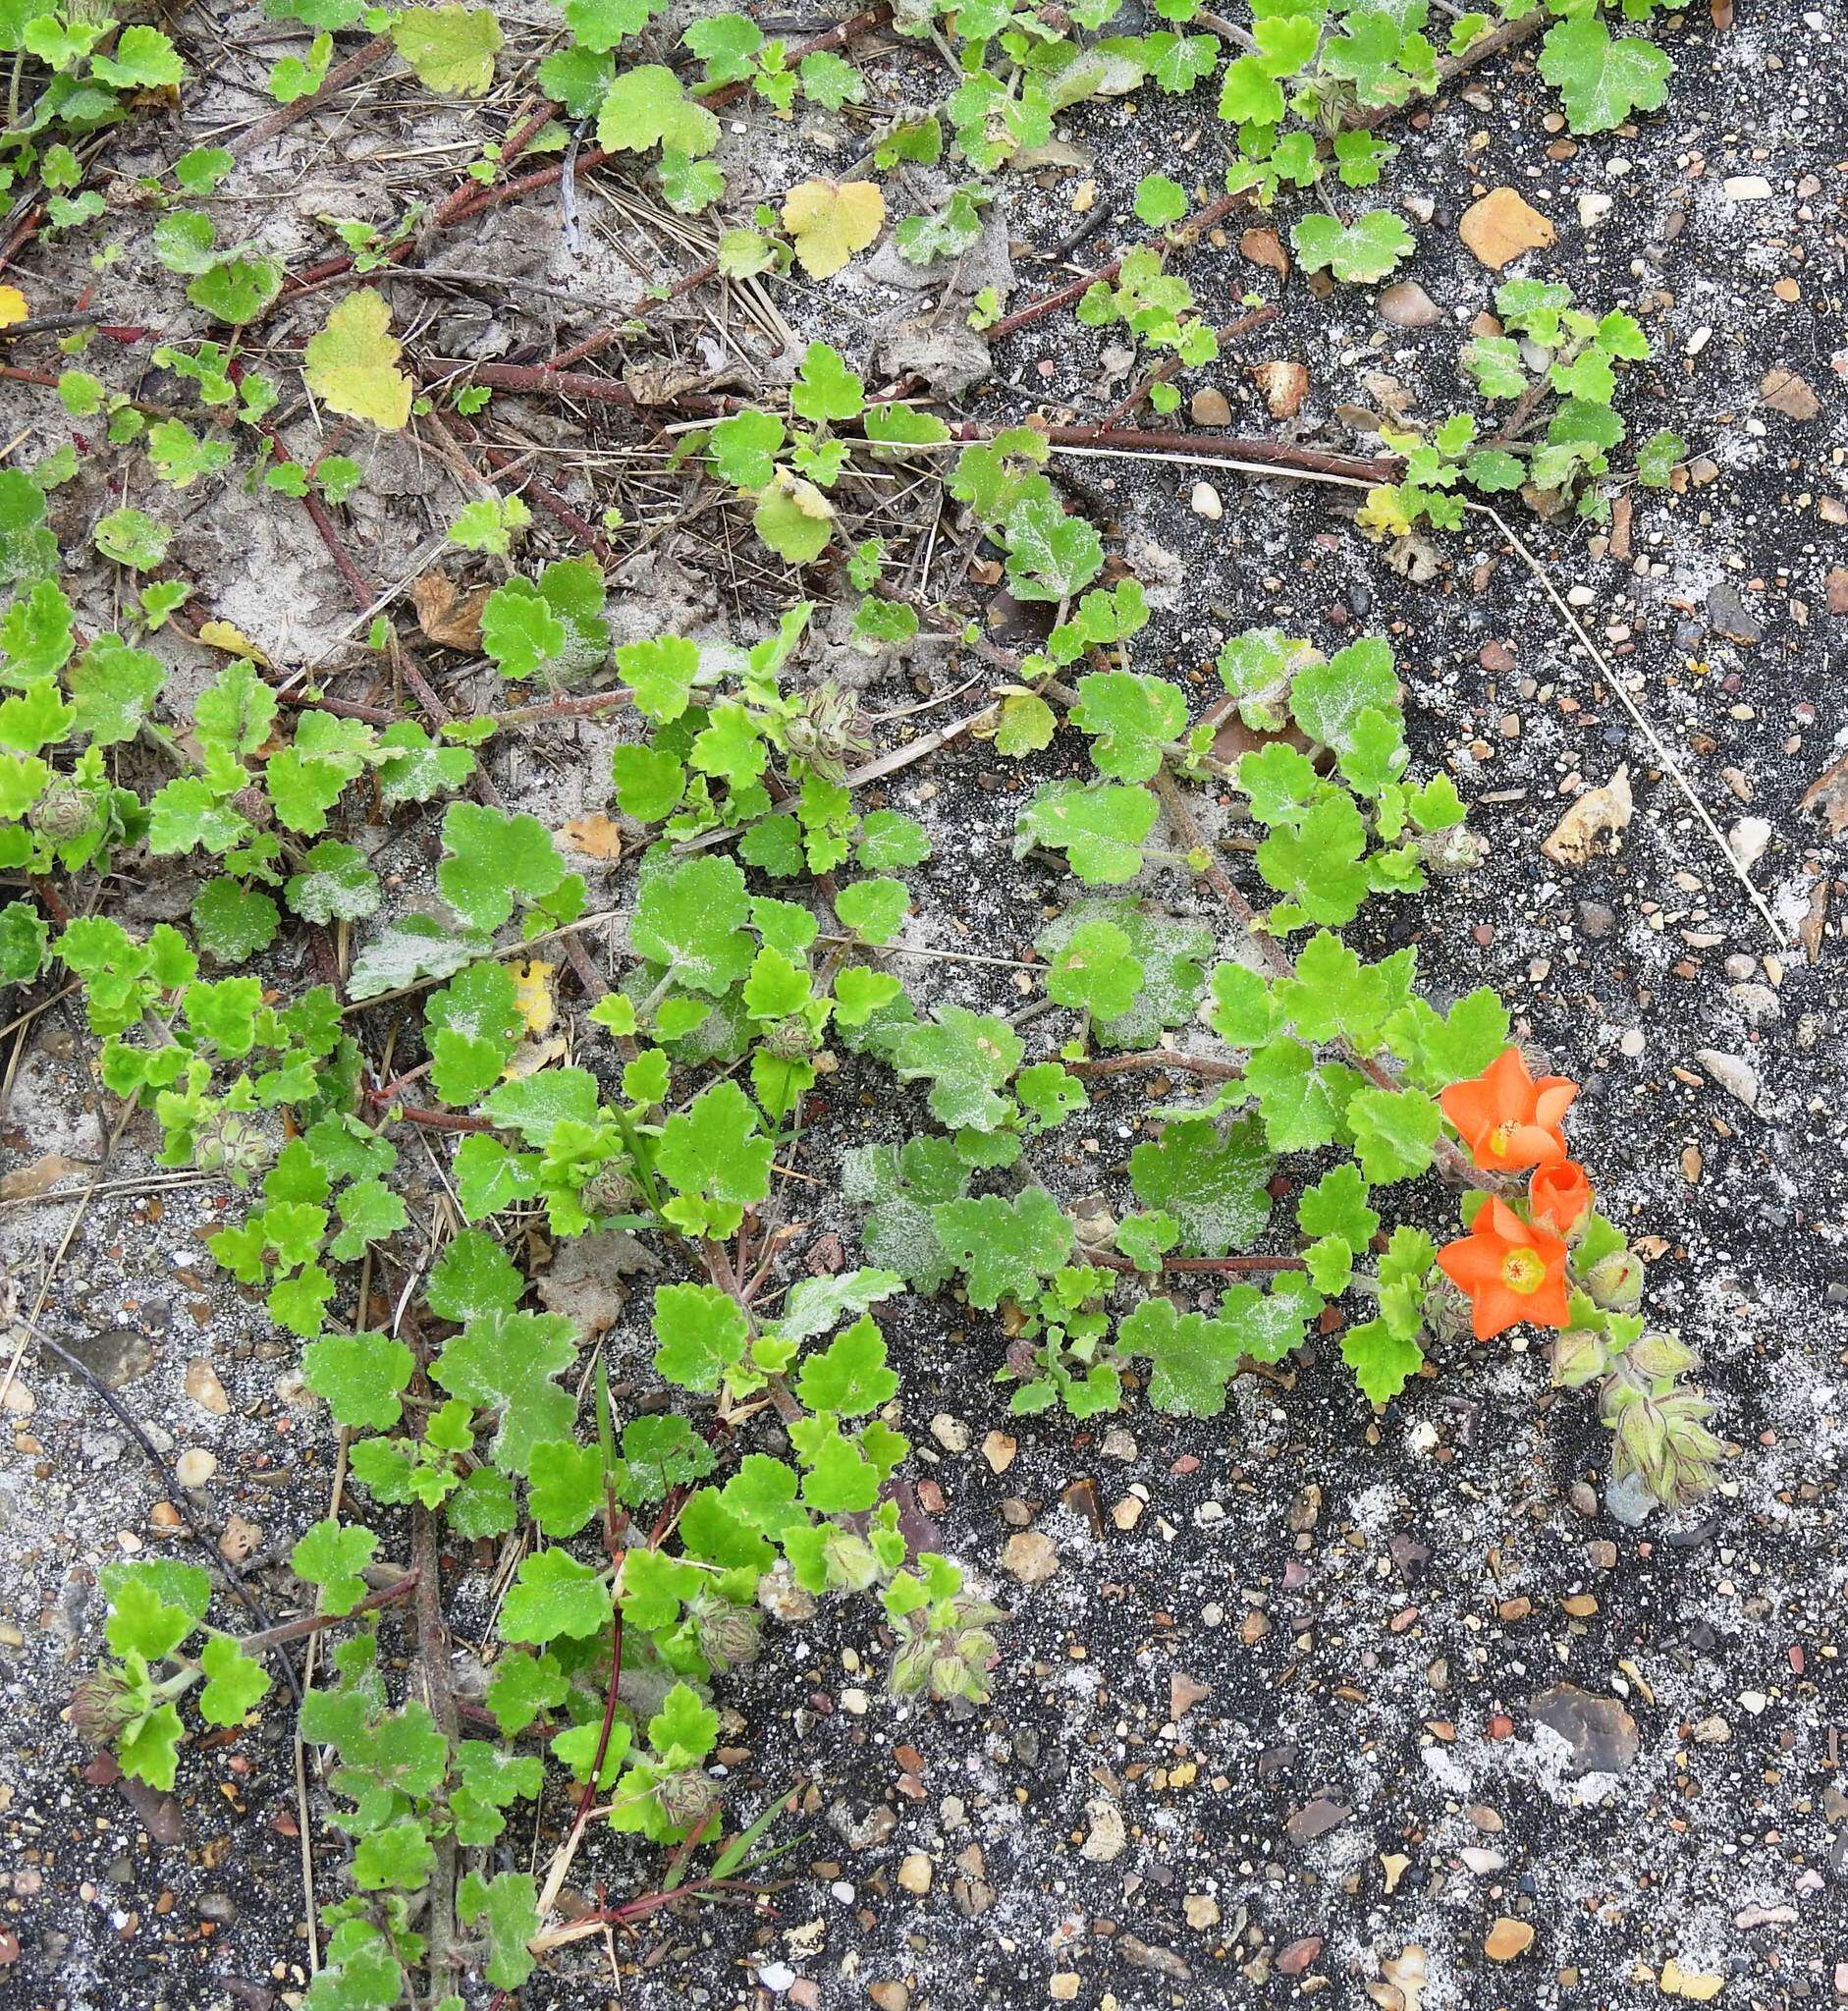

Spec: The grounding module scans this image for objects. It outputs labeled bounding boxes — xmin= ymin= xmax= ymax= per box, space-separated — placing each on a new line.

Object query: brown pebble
xmin=1001 ymin=1530 xmax=1059 ymax=1585
xmin=185 ymin=1359 xmax=229 ymax=1416
xmin=1190 ymin=387 xmax=1232 ymax=427
xmin=1484 ymin=1917 xmax=1535 ymax=1962
xmin=1380 ymin=280 xmax=1442 ymax=327
xmin=1277 ymin=1936 xmax=1324 ymax=1976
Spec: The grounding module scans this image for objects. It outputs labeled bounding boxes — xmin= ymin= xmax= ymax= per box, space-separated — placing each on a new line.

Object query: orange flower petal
xmin=1530 ymin=1161 xmax=1593 ymax=1236
xmin=1524 ymin=1274 xmax=1571 ymax=1330
xmin=1468 ymin=1280 xmax=1531 ymax=1340
xmin=1534 ymin=1079 xmax=1579 ymax=1130
xmin=1440 ymin=1076 xmax=1499 ymax=1149
xmin=1437 ymin=1234 xmax=1503 ymax=1292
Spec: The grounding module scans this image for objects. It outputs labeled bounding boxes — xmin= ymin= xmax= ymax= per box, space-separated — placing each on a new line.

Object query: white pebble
xmin=1727 ymin=816 xmax=1771 ymax=870
xmin=175 ymin=1448 xmax=217 ymax=1490
xmin=1190 ymin=481 xmax=1223 ymax=521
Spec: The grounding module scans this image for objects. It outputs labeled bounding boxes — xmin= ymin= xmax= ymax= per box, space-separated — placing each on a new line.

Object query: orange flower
xmin=1437 ymin=1196 xmax=1570 ymax=1341
xmin=1440 ymin=1047 xmax=1577 ymax=1172
xmin=1529 ymin=1160 xmax=1593 ymax=1236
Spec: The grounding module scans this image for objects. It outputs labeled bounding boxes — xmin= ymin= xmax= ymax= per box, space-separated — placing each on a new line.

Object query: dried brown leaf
xmin=0 ymin=1153 xmax=86 ymax=1201
xmin=1250 ymin=358 xmax=1309 ymax=419
xmin=559 ymin=813 xmax=625 ymax=861
xmin=409 ymin=572 xmax=490 ymax=650
xmin=1541 ymin=765 xmax=1633 ymax=866
xmin=1458 ymin=188 xmax=1555 ymax=270
xmin=1238 ymin=227 xmax=1289 ymax=279
xmin=1760 ymin=368 xmax=1821 ymax=421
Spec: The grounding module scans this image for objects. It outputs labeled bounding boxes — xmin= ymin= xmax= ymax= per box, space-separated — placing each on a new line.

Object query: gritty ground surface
xmin=2 ymin=4 xmax=1847 ymax=2009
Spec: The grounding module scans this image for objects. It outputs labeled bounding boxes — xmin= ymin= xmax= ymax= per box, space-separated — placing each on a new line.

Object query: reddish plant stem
xmin=495 ymin=102 xmax=555 ymax=176
xmin=1021 ymin=423 xmax=1396 ymax=484
xmin=1068 ymin=1052 xmax=1241 ymax=1083
xmin=234 ymin=30 xmax=393 ymax=155
xmin=0 ymin=201 xmax=44 ymax=277
xmin=568 ymin=1601 xmax=627 ymax=1836
xmin=1091 ymin=1248 xmax=1307 ymax=1276
xmin=28 ymin=877 xmax=71 ymax=926
xmin=388 ymin=1103 xmax=491 ymax=1133
xmin=277 ymin=689 xmax=397 ymax=725
xmin=487 ymin=686 xmax=635 ymax=728
xmin=369 ymin=1058 xmax=434 ymax=1104
xmin=415 ymin=362 xmax=1393 ymax=490
xmin=238 ymin=1572 xmax=418 ymax=1655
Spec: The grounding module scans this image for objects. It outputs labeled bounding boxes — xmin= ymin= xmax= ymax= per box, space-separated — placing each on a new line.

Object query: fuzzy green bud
xmin=692 ymin=1594 xmax=761 ymax=1673
xmin=781 ymin=683 xmax=871 ymax=784
xmin=1625 ymin=1331 xmax=1696 ymax=1382
xmin=1416 ymin=822 xmax=1486 ymax=877
xmin=68 ymin=1664 xmax=139 ymax=1744
xmin=1550 ymin=1329 xmax=1608 ymax=1390
xmin=654 ymin=1766 xmax=721 ymax=1832
xmin=579 ymin=1161 xmax=637 ymax=1217
xmin=28 ymin=782 xmax=92 ymax=842
xmin=762 ymin=1016 xmax=817 ymax=1061
xmin=1583 ymin=1249 xmax=1644 ymax=1310
xmin=192 ymin=1108 xmax=274 ymax=1182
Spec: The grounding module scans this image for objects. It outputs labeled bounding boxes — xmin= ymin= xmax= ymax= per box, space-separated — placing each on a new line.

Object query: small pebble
xmin=1484 ymin=1918 xmax=1535 ymax=1962
xmin=175 ymin=1448 xmax=216 ymax=1490
xmin=1001 ymin=1530 xmax=1059 ymax=1585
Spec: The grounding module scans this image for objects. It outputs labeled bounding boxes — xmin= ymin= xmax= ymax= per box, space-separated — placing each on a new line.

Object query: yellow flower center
xmin=1500 ymin=1247 xmax=1547 ymax=1296
xmin=1489 ymin=1121 xmax=1517 ymax=1159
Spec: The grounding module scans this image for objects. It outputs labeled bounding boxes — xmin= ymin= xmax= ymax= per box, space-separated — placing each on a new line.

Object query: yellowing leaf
xmin=753 ymin=466 xmax=835 ymax=565
xmin=390 ymin=6 xmax=502 ymax=96
xmin=303 ymin=289 xmax=412 ymax=431
xmin=0 ymin=286 xmax=27 ymax=328
xmin=510 ymin=958 xmax=558 ymax=1037
xmin=1355 ymin=484 xmax=1414 ymax=541
xmin=197 ymin=619 xmax=272 ymax=665
xmin=781 ymin=179 xmax=886 ymax=280
xmin=502 ymin=1032 xmax=569 ymax=1081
